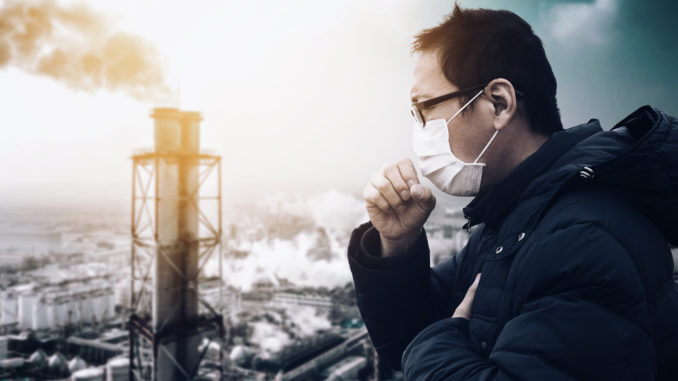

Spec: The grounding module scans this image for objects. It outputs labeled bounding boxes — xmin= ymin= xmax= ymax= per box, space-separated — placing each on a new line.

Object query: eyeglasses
xmin=410 ymin=83 xmax=524 ymax=127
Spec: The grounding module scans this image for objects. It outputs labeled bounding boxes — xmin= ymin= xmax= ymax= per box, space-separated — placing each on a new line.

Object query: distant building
xmin=1 ymin=283 xmax=115 ymax=331
xmin=270 ymin=292 xmax=332 ymax=310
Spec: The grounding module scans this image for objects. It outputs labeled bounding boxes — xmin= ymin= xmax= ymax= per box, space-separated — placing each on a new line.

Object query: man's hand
xmin=452 ymin=273 xmax=481 ymax=320
xmin=362 ymin=158 xmax=436 ymax=257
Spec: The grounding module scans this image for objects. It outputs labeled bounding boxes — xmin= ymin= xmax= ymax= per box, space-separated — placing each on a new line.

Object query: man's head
xmin=410 ymin=4 xmax=562 ymax=194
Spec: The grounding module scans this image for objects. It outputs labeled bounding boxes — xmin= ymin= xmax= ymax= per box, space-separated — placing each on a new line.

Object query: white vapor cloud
xmin=544 ymin=0 xmax=618 ymax=47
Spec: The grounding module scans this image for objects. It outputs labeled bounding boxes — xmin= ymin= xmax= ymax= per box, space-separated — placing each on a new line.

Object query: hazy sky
xmin=1 ymin=0 xmax=676 ymax=207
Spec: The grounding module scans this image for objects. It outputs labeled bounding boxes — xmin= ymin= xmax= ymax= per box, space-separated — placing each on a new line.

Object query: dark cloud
xmin=452 ymin=0 xmax=678 ymax=126
xmin=542 ymin=0 xmax=678 ymax=126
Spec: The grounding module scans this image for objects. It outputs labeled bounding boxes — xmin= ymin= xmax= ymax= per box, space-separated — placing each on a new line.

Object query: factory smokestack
xmin=151 ymin=108 xmax=201 ymax=380
xmin=129 ymin=108 xmax=224 ymax=379
xmin=0 ymin=0 xmax=172 ymax=102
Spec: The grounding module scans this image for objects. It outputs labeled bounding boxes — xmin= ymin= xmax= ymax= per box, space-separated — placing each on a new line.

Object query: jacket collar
xmin=462 ymin=121 xmax=602 ymax=231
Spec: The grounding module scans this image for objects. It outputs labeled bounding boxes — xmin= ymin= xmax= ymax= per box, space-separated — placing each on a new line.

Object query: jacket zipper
xmin=464 ymin=213 xmax=472 ymax=233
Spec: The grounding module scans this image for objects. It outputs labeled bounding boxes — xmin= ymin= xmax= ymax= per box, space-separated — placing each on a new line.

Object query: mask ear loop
xmin=445 ymin=88 xmax=486 ymax=125
xmin=473 ymin=129 xmax=499 ymax=163
xmin=474 ymin=83 xmax=501 ymax=163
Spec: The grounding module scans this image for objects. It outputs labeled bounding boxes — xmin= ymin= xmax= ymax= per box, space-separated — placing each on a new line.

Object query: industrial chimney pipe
xmin=152 ymin=108 xmax=201 ymax=380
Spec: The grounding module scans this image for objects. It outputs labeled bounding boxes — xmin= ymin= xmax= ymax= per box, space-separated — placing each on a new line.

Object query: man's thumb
xmin=411 ymin=184 xmax=435 ymax=208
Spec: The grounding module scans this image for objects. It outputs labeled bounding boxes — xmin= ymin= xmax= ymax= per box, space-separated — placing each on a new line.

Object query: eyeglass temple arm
xmin=416 ymin=85 xmax=524 ymax=109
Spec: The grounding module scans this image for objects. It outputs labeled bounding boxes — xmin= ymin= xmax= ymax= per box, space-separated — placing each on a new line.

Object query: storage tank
xmin=106 ymin=292 xmax=115 ymax=319
xmin=68 ymin=356 xmax=87 ymax=373
xmin=32 ymin=296 xmax=48 ymax=330
xmin=67 ymin=299 xmax=80 ymax=326
xmin=71 ymin=367 xmax=104 ymax=381
xmin=99 ymin=292 xmax=114 ymax=321
xmin=80 ymin=294 xmax=93 ymax=324
xmin=115 ymin=280 xmax=130 ymax=309
xmin=46 ymin=298 xmax=57 ymax=328
xmin=90 ymin=293 xmax=102 ymax=323
xmin=28 ymin=349 xmax=47 ymax=368
xmin=47 ymin=352 xmax=68 ymax=378
xmin=0 ymin=293 xmax=18 ymax=326
xmin=56 ymin=298 xmax=68 ymax=327
xmin=18 ymin=293 xmax=37 ymax=329
xmin=99 ymin=293 xmax=109 ymax=320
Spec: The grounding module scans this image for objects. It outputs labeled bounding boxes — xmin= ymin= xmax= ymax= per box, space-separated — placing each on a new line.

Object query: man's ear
xmin=485 ymin=78 xmax=517 ymax=130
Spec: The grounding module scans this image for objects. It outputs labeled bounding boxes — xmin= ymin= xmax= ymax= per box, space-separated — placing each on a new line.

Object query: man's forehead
xmin=411 ymin=50 xmax=456 ymax=100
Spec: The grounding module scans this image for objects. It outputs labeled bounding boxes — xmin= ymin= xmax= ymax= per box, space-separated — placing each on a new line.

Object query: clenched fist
xmin=362 ymin=158 xmax=436 ymax=257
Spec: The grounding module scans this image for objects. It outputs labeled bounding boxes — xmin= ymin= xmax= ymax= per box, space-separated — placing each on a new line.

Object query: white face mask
xmin=412 ymin=88 xmax=499 ymax=197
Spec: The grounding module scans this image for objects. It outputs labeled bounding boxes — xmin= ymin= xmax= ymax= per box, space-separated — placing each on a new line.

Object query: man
xmin=347 ymin=4 xmax=678 ymax=381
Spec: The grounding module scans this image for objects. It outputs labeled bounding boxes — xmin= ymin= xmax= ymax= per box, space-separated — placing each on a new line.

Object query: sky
xmin=0 ymin=0 xmax=676 ymax=208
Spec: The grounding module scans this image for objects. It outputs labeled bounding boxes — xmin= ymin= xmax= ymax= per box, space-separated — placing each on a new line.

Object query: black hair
xmin=412 ymin=3 xmax=564 ymax=135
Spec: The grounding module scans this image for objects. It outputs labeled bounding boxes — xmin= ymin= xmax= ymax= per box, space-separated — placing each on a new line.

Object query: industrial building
xmin=270 ymin=292 xmax=333 ymax=311
xmin=1 ymin=282 xmax=116 ymax=332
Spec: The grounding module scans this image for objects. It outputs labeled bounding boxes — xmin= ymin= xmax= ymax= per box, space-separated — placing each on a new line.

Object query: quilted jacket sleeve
xmin=347 ymin=220 xmax=473 ymax=370
xmin=401 ymin=222 xmax=656 ymax=381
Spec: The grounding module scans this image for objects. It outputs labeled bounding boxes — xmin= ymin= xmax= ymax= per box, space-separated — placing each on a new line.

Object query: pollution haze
xmin=0 ymin=0 xmax=172 ymax=102
xmin=0 ymin=0 xmax=676 ymax=209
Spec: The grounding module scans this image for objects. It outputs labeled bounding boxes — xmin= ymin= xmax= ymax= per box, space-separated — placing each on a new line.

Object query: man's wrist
xmin=380 ymin=228 xmax=423 ymax=257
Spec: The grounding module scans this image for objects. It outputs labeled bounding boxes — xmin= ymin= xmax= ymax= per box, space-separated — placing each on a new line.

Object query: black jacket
xmin=347 ymin=105 xmax=678 ymax=380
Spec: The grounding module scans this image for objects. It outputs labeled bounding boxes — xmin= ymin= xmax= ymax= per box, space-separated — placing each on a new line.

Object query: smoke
xmin=285 ymin=305 xmax=331 ymax=337
xmin=212 ymin=190 xmax=368 ymax=292
xmin=250 ymin=320 xmax=291 ymax=355
xmin=222 ymin=231 xmax=354 ymax=292
xmin=247 ymin=306 xmax=331 ymax=355
xmin=0 ymin=0 xmax=172 ymax=102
